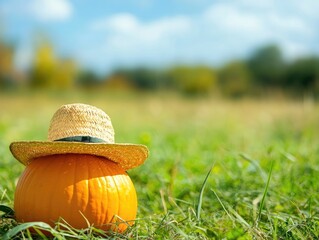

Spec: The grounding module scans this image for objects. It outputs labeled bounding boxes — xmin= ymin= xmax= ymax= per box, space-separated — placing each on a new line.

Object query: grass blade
xmin=0 ymin=205 xmax=14 ymax=217
xmin=211 ymin=189 xmax=234 ymax=224
xmin=197 ymin=163 xmax=215 ymax=221
xmin=256 ymin=159 xmax=274 ymax=227
xmin=2 ymin=222 xmax=53 ymax=240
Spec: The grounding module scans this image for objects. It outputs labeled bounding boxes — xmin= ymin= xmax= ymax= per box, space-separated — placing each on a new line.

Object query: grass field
xmin=1 ymin=91 xmax=319 ymax=239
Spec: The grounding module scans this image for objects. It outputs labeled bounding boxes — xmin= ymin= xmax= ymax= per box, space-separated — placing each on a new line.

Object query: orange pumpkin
xmin=14 ymin=154 xmax=137 ymax=232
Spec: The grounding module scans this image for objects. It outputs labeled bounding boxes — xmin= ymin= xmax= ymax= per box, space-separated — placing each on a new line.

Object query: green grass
xmin=1 ymin=91 xmax=319 ymax=239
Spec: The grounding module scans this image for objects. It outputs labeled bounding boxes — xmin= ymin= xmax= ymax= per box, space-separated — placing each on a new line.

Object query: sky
xmin=0 ymin=0 xmax=318 ymax=73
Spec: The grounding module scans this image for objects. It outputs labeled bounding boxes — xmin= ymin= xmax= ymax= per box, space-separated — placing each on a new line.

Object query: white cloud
xmin=201 ymin=2 xmax=316 ymax=59
xmin=203 ymin=2 xmax=313 ymax=38
xmin=284 ymin=0 xmax=319 ymax=20
xmin=90 ymin=13 xmax=191 ymax=65
xmin=93 ymin=13 xmax=191 ymax=40
xmin=85 ymin=0 xmax=318 ymax=70
xmin=93 ymin=13 xmax=139 ymax=32
xmin=203 ymin=4 xmax=264 ymax=34
xmin=268 ymin=14 xmax=313 ymax=36
xmin=28 ymin=0 xmax=72 ymax=22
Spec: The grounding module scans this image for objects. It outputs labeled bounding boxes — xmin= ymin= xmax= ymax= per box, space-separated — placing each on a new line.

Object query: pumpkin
xmin=14 ymin=154 xmax=137 ymax=232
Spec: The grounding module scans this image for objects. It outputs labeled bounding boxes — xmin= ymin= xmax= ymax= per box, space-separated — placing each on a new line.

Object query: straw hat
xmin=10 ymin=103 xmax=149 ymax=170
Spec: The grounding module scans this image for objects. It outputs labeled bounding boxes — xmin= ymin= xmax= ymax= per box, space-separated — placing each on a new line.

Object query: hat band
xmin=54 ymin=136 xmax=106 ymax=143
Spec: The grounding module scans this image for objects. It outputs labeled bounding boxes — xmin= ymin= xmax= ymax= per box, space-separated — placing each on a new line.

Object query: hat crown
xmin=48 ymin=103 xmax=115 ymax=143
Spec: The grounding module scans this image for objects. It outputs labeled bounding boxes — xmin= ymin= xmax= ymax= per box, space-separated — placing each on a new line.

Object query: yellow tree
xmin=30 ymin=41 xmax=77 ymax=89
xmin=105 ymin=73 xmax=135 ymax=90
xmin=169 ymin=65 xmax=217 ymax=95
xmin=54 ymin=58 xmax=77 ymax=89
xmin=30 ymin=42 xmax=57 ymax=88
xmin=0 ymin=41 xmax=15 ymax=88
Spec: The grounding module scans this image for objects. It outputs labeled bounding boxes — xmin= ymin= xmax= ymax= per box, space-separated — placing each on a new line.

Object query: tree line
xmin=1 ymin=40 xmax=319 ymax=98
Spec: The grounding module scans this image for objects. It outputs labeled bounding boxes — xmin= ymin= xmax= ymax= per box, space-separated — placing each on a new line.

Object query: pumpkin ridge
xmin=16 ymin=159 xmax=42 ymax=222
xmin=118 ymin=173 xmax=137 ymax=223
xmin=13 ymin=164 xmax=28 ymax=220
xmin=68 ymin=155 xmax=80 ymax=227
xmin=86 ymin=156 xmax=103 ymax=226
xmin=14 ymin=162 xmax=32 ymax=221
xmin=111 ymin=170 xmax=122 ymax=230
xmin=98 ymin=159 xmax=116 ymax=228
xmin=28 ymin=159 xmax=47 ymax=220
xmin=85 ymin=157 xmax=92 ymax=224
xmin=73 ymin=154 xmax=88 ymax=227
xmin=84 ymin=156 xmax=90 ymax=225
xmin=95 ymin=158 xmax=108 ymax=225
xmin=37 ymin=159 xmax=59 ymax=223
xmin=47 ymin=157 xmax=65 ymax=225
xmin=100 ymin=159 xmax=118 ymax=229
xmin=118 ymin=173 xmax=136 ymax=230
xmin=27 ymin=162 xmax=43 ymax=220
xmin=65 ymin=157 xmax=75 ymax=226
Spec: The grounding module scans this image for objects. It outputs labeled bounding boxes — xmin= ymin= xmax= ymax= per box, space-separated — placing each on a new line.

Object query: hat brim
xmin=10 ymin=141 xmax=149 ymax=170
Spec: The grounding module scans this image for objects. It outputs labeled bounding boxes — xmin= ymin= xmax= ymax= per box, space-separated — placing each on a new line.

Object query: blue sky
xmin=1 ymin=0 xmax=318 ymax=73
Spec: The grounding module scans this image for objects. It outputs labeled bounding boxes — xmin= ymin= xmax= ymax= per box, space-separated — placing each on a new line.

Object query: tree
xmin=54 ymin=58 xmax=77 ymax=89
xmin=113 ymin=68 xmax=162 ymax=90
xmin=168 ymin=65 xmax=217 ymax=95
xmin=104 ymin=73 xmax=134 ymax=90
xmin=218 ymin=60 xmax=252 ymax=97
xmin=284 ymin=56 xmax=319 ymax=93
xmin=77 ymin=70 xmax=101 ymax=88
xmin=248 ymin=44 xmax=285 ymax=87
xmin=30 ymin=42 xmax=57 ymax=88
xmin=0 ymin=40 xmax=15 ymax=88
xmin=30 ymin=41 xmax=77 ymax=89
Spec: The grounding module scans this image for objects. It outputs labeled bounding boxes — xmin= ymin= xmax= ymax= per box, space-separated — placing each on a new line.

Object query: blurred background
xmin=1 ymin=2 xmax=319 ymax=238
xmin=0 ymin=0 xmax=319 ymax=97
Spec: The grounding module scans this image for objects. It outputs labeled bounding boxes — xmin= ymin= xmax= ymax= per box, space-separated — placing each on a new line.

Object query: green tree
xmin=168 ymin=65 xmax=216 ymax=95
xmin=77 ymin=70 xmax=101 ymax=88
xmin=248 ymin=44 xmax=285 ymax=87
xmin=218 ymin=60 xmax=252 ymax=97
xmin=284 ymin=56 xmax=319 ymax=94
xmin=113 ymin=68 xmax=162 ymax=90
